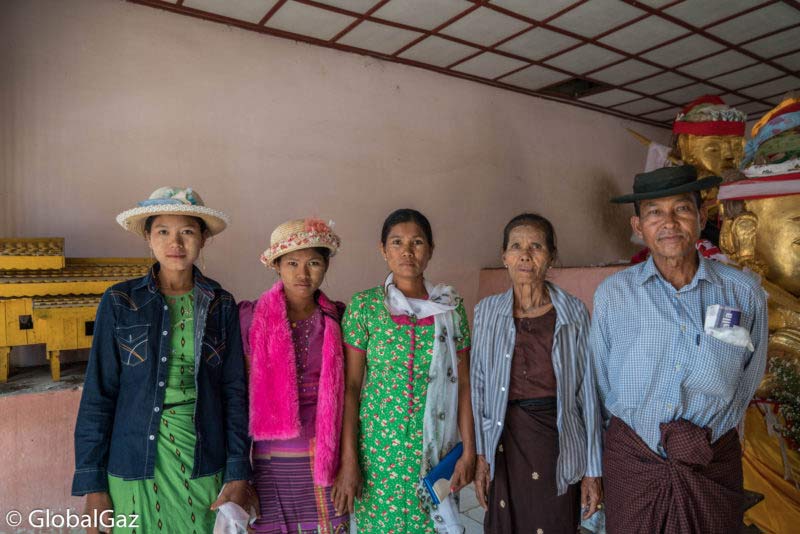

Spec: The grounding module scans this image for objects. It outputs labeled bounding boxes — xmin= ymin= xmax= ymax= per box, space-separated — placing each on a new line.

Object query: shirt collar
xmin=133 ymin=262 xmax=215 ymax=297
xmin=498 ymin=282 xmax=573 ymax=327
xmin=636 ymin=252 xmax=723 ymax=289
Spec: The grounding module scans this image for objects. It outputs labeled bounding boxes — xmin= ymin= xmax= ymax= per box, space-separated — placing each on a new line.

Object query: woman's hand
xmin=580 ymin=476 xmax=603 ymax=519
xmin=210 ymin=480 xmax=257 ymax=513
xmin=473 ymin=455 xmax=490 ymax=510
xmin=450 ymin=452 xmax=476 ymax=493
xmin=84 ymin=492 xmax=113 ymax=534
xmin=331 ymin=457 xmax=362 ymax=516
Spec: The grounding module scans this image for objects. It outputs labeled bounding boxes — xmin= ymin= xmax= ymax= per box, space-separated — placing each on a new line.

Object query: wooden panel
xmin=61 ymin=317 xmax=78 ymax=351
xmin=0 ymin=302 xmax=6 ymax=346
xmin=0 ymin=346 xmax=10 ymax=383
xmin=0 ymin=237 xmax=64 ymax=256
xmin=3 ymin=299 xmax=33 ymax=346
xmin=0 ymin=256 xmax=65 ymax=270
xmin=0 ymin=280 xmax=119 ymax=298
xmin=34 ymin=307 xmax=97 ymax=351
xmin=77 ymin=309 xmax=96 ymax=349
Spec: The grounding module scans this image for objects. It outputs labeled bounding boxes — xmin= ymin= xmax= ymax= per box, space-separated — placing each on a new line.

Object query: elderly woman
xmin=72 ymin=187 xmax=251 ymax=534
xmin=332 ymin=208 xmax=474 ymax=534
xmin=471 ymin=213 xmax=602 ymax=534
xmin=238 ymin=218 xmax=349 ymax=534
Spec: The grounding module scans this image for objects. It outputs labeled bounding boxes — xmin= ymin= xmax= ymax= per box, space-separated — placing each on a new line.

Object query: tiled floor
xmin=458 ymin=483 xmax=486 ymax=534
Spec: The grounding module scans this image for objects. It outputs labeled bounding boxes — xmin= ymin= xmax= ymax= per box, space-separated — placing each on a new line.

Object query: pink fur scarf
xmin=248 ymin=281 xmax=344 ymax=486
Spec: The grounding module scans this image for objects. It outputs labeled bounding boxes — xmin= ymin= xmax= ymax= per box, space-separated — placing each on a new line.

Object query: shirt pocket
xmin=684 ymin=334 xmax=748 ymax=400
xmin=202 ymin=326 xmax=226 ymax=368
xmin=115 ymin=324 xmax=149 ymax=367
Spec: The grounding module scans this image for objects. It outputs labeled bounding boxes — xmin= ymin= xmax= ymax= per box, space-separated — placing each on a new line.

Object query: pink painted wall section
xmin=1 ymin=0 xmax=668 ymax=319
xmin=478 ymin=265 xmax=627 ymax=313
xmin=0 ymin=389 xmax=83 ymax=522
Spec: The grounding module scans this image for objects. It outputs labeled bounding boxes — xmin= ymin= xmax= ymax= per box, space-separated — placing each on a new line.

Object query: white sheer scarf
xmin=384 ymin=274 xmax=465 ymax=534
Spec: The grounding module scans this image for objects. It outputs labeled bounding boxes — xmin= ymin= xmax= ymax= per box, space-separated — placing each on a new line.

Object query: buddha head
xmin=673 ymin=95 xmax=746 ymax=202
xmin=719 ymin=159 xmax=800 ymax=297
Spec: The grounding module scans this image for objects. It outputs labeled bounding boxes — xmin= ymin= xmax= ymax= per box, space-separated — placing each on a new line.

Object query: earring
xmin=199 ymin=250 xmax=206 ymax=271
xmin=503 ymin=264 xmax=508 ymax=268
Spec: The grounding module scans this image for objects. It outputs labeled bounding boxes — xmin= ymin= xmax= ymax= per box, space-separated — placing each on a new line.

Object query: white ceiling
xmin=131 ymin=0 xmax=800 ymax=127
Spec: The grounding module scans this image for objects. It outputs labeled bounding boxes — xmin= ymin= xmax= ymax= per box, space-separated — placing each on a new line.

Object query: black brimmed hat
xmin=611 ymin=165 xmax=722 ymax=204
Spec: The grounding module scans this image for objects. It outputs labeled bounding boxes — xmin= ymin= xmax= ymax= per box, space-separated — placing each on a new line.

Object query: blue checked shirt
xmin=590 ymin=254 xmax=768 ymax=460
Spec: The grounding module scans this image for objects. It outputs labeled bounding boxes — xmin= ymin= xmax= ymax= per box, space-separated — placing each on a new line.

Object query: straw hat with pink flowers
xmin=260 ymin=218 xmax=341 ymax=267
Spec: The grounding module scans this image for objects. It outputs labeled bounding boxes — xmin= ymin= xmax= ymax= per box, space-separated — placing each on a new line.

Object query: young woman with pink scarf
xmin=238 ymin=218 xmax=349 ymax=534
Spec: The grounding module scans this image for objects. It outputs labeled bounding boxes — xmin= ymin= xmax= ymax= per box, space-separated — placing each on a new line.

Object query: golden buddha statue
xmin=673 ymin=96 xmax=746 ymax=244
xmin=673 ymin=95 xmax=747 ymax=192
xmin=718 ymin=95 xmax=800 ymax=533
xmin=720 ymin=161 xmax=800 ymax=391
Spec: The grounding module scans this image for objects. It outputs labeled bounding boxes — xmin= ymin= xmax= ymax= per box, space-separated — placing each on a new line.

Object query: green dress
xmin=108 ymin=292 xmax=223 ymax=534
xmin=342 ymin=287 xmax=471 ymax=534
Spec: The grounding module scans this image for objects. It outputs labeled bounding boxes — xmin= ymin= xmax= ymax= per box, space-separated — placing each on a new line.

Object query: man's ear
xmin=630 ymin=215 xmax=643 ymax=240
xmin=698 ymin=203 xmax=708 ymax=230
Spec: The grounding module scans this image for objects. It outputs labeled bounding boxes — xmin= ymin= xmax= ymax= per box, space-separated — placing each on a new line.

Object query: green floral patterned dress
xmin=342 ymin=286 xmax=470 ymax=534
xmin=108 ymin=292 xmax=222 ymax=533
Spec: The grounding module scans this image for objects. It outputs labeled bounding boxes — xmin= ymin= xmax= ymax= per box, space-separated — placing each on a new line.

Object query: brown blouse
xmin=508 ymin=307 xmax=557 ymax=400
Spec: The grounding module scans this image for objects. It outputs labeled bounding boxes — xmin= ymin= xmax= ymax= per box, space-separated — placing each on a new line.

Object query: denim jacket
xmin=72 ymin=264 xmax=251 ymax=496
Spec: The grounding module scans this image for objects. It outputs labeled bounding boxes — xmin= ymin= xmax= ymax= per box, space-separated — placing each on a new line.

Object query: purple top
xmin=293 ymin=307 xmax=324 ymax=398
xmin=240 ymin=300 xmax=326 ymax=441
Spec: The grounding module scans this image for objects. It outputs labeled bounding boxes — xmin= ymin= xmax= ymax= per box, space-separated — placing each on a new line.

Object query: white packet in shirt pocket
xmin=704 ymin=304 xmax=754 ymax=351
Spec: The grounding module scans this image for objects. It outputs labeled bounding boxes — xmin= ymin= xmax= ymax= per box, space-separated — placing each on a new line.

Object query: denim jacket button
xmin=154 ymin=407 xmax=160 ymax=412
xmin=161 ymin=357 xmax=167 ymax=362
xmin=162 ymin=331 xmax=168 ymax=336
xmin=163 ymin=305 xmax=168 ymax=311
xmin=158 ymin=381 xmax=165 ymax=387
xmin=149 ymin=435 xmax=155 ymax=440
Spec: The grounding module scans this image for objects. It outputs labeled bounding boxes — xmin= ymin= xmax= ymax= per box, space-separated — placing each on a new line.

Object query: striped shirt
xmin=471 ymin=282 xmax=603 ymax=494
xmin=590 ymin=254 xmax=768 ymax=459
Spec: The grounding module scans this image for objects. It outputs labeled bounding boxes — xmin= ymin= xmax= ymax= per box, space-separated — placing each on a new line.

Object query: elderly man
xmin=589 ymin=165 xmax=768 ymax=534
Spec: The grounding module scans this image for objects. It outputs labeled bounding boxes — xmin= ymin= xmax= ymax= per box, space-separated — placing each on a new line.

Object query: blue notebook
xmin=422 ymin=442 xmax=463 ymax=505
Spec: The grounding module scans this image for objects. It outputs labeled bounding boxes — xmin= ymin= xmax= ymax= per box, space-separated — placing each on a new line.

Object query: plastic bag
xmin=213 ymin=502 xmax=251 ymax=534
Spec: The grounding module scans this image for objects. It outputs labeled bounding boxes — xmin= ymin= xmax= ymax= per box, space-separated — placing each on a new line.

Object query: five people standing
xmin=73 ymin=185 xmax=767 ymax=533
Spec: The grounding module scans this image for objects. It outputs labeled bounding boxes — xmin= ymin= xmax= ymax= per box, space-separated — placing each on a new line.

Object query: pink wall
xmin=0 ymin=389 xmax=83 ymax=522
xmin=478 ymin=265 xmax=627 ymax=313
xmin=1 ymin=0 xmax=668 ymax=317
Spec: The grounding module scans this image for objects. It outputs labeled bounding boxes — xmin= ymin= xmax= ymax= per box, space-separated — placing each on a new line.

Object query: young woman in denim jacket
xmin=72 ymin=187 xmax=252 ymax=534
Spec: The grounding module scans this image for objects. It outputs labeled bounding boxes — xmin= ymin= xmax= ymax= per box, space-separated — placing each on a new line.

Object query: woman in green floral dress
xmin=331 ymin=209 xmax=476 ymax=534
